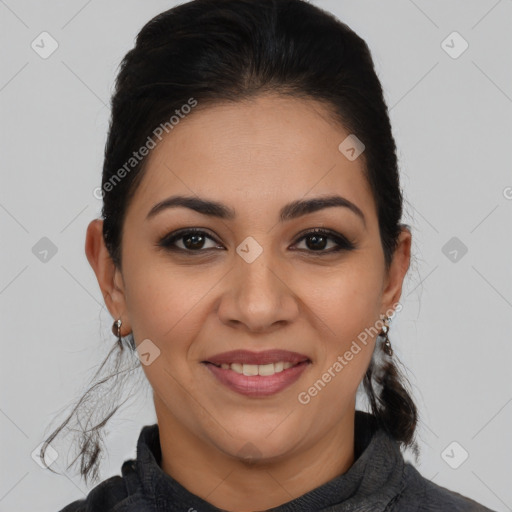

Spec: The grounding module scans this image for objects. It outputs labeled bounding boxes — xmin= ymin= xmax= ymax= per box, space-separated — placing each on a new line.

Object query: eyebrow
xmin=146 ymin=194 xmax=366 ymax=227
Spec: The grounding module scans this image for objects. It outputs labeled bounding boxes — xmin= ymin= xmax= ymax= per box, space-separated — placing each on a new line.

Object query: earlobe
xmin=85 ymin=219 xmax=128 ymax=323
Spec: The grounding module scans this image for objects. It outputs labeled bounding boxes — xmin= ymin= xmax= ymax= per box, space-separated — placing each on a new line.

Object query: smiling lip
xmin=203 ymin=349 xmax=310 ymax=366
xmin=203 ymin=360 xmax=310 ymax=397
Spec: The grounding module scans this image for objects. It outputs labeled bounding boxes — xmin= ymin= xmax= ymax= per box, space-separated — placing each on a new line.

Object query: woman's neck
xmin=154 ymin=396 xmax=356 ymax=512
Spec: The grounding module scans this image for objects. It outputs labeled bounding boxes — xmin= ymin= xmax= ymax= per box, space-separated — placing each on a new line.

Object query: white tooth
xmin=231 ymin=363 xmax=243 ymax=374
xmin=258 ymin=363 xmax=275 ymax=376
xmin=242 ymin=364 xmax=259 ymax=376
xmin=221 ymin=363 xmax=230 ymax=369
xmin=225 ymin=361 xmax=299 ymax=375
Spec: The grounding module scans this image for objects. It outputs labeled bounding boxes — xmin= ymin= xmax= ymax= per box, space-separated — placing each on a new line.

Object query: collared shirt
xmin=58 ymin=411 xmax=496 ymax=511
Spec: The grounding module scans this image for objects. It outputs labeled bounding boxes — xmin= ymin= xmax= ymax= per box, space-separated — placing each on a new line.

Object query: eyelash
xmin=157 ymin=227 xmax=355 ymax=255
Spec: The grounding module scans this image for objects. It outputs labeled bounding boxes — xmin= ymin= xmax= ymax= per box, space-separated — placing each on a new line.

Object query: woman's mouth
xmin=202 ymin=360 xmax=311 ymax=397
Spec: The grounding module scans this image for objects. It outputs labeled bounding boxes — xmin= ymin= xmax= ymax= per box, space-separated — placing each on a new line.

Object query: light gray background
xmin=1 ymin=1 xmax=511 ymax=511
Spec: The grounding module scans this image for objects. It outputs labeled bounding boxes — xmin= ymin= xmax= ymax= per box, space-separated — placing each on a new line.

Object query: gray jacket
xmin=58 ymin=411 xmax=496 ymax=511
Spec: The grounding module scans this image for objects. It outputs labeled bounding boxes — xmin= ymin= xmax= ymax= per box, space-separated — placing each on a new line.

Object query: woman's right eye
xmin=158 ymin=229 xmax=224 ymax=253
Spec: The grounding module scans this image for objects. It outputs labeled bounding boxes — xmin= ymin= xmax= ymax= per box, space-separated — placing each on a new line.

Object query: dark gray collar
xmin=133 ymin=410 xmax=405 ymax=511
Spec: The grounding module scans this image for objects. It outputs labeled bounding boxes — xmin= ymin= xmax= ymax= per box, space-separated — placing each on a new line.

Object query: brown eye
xmin=158 ymin=229 xmax=223 ymax=252
xmin=292 ymin=228 xmax=355 ymax=254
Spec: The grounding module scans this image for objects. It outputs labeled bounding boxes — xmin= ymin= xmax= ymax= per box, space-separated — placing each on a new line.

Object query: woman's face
xmin=89 ymin=94 xmax=410 ymax=462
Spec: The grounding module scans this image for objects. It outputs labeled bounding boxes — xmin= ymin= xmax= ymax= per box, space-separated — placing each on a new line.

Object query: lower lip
xmin=203 ymin=361 xmax=310 ymax=397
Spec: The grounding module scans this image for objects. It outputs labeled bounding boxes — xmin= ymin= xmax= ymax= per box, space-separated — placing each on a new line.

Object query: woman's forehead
xmin=131 ymin=95 xmax=374 ymax=218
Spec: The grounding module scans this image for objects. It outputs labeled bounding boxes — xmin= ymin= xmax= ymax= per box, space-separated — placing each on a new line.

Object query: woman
xmin=42 ymin=0 xmax=496 ymax=510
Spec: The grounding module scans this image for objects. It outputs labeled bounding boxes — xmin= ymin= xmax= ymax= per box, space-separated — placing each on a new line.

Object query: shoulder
xmin=392 ymin=463 xmax=497 ymax=512
xmin=57 ymin=461 xmax=146 ymax=512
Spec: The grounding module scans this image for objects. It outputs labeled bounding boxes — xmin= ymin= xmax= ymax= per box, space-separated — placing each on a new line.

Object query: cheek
xmin=122 ymin=263 xmax=215 ymax=403
xmin=302 ymin=259 xmax=382 ymax=386
xmin=306 ymin=258 xmax=382 ymax=332
xmin=121 ymin=257 xmax=211 ymax=352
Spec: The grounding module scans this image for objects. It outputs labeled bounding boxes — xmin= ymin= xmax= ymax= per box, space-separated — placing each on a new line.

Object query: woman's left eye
xmin=158 ymin=228 xmax=355 ymax=254
xmin=293 ymin=228 xmax=355 ymax=253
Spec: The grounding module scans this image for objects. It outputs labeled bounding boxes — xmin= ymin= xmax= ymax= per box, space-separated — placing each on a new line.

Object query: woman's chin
xmin=210 ymin=429 xmax=302 ymax=465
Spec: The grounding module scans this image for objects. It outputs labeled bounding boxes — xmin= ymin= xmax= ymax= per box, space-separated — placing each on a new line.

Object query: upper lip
xmin=203 ymin=349 xmax=311 ymax=366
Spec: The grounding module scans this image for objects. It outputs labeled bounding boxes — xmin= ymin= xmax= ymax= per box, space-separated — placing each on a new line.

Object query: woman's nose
xmin=216 ymin=246 xmax=300 ymax=333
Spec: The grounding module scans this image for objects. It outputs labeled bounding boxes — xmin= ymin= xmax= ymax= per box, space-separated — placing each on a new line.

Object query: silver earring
xmin=379 ymin=315 xmax=393 ymax=356
xmin=112 ymin=318 xmax=136 ymax=351
xmin=112 ymin=318 xmax=123 ymax=348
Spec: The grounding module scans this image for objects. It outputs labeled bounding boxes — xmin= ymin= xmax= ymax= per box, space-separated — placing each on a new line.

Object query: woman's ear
xmin=380 ymin=226 xmax=412 ymax=313
xmin=85 ymin=219 xmax=131 ymax=335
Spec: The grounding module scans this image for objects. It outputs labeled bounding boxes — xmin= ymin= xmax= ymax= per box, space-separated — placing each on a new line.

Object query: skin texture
xmin=85 ymin=94 xmax=411 ymax=512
